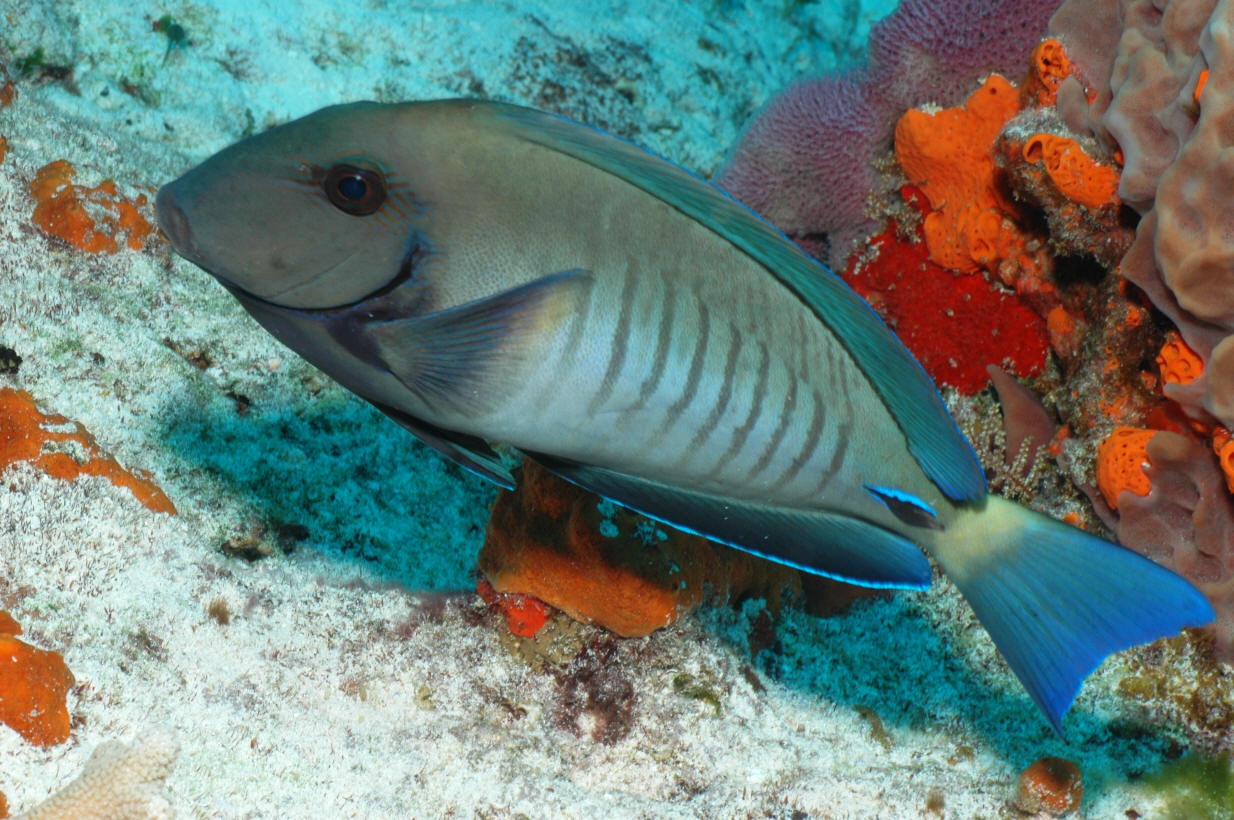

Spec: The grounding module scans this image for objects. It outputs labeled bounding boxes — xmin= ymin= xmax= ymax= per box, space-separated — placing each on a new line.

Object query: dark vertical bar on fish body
xmin=746 ymin=370 xmax=798 ymax=482
xmin=653 ymin=296 xmax=711 ymax=442
xmin=587 ymin=267 xmax=638 ymax=415
xmin=795 ymin=326 xmax=857 ymax=500
xmin=686 ymin=322 xmax=742 ymax=456
xmin=766 ymin=387 xmax=826 ymax=494
xmin=715 ymin=339 xmax=770 ymax=475
xmin=634 ymin=280 xmax=677 ymax=409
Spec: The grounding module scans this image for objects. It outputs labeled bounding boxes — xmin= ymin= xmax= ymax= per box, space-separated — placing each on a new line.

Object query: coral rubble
xmin=13 ymin=729 xmax=179 ymax=820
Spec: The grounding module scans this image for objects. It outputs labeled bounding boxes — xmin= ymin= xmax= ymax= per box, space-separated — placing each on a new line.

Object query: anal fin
xmin=529 ymin=453 xmax=933 ymax=589
xmin=376 ymin=402 xmax=514 ymax=489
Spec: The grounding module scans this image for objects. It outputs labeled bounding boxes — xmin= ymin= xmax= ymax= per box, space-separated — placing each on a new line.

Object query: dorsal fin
xmin=480 ymin=102 xmax=986 ymax=502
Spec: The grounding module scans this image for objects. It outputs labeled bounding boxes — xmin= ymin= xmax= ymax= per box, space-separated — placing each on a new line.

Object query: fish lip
xmin=154 ymin=183 xmax=199 ymax=260
xmin=155 ymin=181 xmax=284 ymax=303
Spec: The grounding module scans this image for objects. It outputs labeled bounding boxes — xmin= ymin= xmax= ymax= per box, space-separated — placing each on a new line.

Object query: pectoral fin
xmin=530 ymin=453 xmax=933 ymax=589
xmin=368 ymin=269 xmax=591 ymax=415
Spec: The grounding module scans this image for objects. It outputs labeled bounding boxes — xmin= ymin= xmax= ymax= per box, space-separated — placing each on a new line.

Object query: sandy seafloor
xmin=0 ymin=1 xmax=1231 ymax=818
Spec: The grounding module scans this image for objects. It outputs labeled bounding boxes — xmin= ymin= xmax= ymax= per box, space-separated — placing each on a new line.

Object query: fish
xmin=155 ymin=99 xmax=1214 ymax=733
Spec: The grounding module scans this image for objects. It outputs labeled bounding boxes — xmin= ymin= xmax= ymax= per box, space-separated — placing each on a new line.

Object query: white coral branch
xmin=16 ymin=728 xmax=179 ymax=820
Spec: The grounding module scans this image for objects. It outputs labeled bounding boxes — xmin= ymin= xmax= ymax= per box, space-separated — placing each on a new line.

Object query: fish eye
xmin=323 ymin=164 xmax=386 ymax=216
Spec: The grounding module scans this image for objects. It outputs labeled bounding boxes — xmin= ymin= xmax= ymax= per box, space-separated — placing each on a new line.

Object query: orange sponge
xmin=479 ymin=460 xmax=800 ymax=637
xmin=1096 ymin=426 xmax=1155 ymax=509
xmin=1195 ymin=68 xmax=1210 ymax=107
xmin=30 ymin=160 xmax=153 ymax=254
xmin=895 ymin=75 xmax=1026 ymax=274
xmin=1156 ymin=332 xmax=1204 ymax=386
xmin=1015 ymin=756 xmax=1083 ymax=814
xmin=0 ymin=611 xmax=75 ymax=747
xmin=476 ymin=578 xmax=551 ymax=638
xmin=0 ymin=388 xmax=175 ymax=514
xmin=1021 ymin=39 xmax=1078 ymax=108
xmin=1022 ymin=133 xmax=1120 ymax=210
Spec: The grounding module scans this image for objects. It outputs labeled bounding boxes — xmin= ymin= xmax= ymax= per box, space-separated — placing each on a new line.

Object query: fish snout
xmin=155 ymin=183 xmax=198 ymax=260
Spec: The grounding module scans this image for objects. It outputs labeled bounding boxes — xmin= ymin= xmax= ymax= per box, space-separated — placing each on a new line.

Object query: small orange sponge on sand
xmin=30 ymin=160 xmax=153 ymax=254
xmin=0 ymin=611 xmax=75 ymax=747
xmin=0 ymin=387 xmax=175 ymax=514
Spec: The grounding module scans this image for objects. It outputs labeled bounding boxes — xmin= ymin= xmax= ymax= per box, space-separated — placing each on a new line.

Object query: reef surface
xmin=0 ymin=1 xmax=1230 ymax=818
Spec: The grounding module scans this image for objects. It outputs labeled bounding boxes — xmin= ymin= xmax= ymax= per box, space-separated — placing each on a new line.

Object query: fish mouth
xmin=222 ymin=236 xmax=427 ymax=317
xmin=156 ymin=184 xmax=257 ymax=301
xmin=155 ymin=183 xmax=199 ymax=261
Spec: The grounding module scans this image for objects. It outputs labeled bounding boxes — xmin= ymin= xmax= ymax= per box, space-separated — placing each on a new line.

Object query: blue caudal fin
xmin=933 ymin=496 xmax=1215 ymax=733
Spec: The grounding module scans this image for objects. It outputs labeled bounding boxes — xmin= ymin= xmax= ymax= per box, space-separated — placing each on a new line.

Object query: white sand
xmin=0 ymin=1 xmax=1229 ymax=817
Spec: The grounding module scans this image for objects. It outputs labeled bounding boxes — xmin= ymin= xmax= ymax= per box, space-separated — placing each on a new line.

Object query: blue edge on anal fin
xmin=528 ymin=453 xmax=934 ymax=590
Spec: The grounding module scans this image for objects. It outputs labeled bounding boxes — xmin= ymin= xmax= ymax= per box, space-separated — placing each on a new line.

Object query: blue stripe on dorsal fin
xmin=481 ymin=102 xmax=987 ymax=502
xmin=529 ymin=452 xmax=934 ymax=589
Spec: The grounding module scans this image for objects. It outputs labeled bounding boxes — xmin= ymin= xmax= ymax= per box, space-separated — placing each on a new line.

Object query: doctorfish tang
xmin=155 ymin=100 xmax=1214 ymax=732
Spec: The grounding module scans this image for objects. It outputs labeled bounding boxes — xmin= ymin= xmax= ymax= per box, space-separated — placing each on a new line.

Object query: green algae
xmin=1143 ymin=753 xmax=1234 ymax=820
xmin=14 ymin=47 xmax=47 ymax=77
xmin=673 ymin=672 xmax=722 ymax=715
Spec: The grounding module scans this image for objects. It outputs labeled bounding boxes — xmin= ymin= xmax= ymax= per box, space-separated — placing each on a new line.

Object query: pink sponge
xmin=869 ymin=0 xmax=1068 ymax=110
xmin=717 ymin=0 xmax=1064 ymax=268
xmin=717 ymin=73 xmax=886 ymax=264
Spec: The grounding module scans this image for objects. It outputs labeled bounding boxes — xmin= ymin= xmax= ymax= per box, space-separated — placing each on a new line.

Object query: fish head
xmin=156 ymin=101 xmax=431 ymax=310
